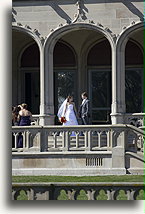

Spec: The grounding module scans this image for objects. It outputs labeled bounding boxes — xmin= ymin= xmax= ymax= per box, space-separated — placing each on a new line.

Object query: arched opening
xmin=20 ymin=43 xmax=40 ymax=114
xmin=53 ymin=41 xmax=77 ymax=123
xmin=87 ymin=39 xmax=112 ymax=124
xmin=125 ymin=31 xmax=143 ymax=113
xmin=12 ymin=29 xmax=40 ymax=114
xmin=49 ymin=24 xmax=112 ymax=124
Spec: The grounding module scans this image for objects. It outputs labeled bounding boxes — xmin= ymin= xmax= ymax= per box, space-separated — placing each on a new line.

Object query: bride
xmin=57 ymin=96 xmax=78 ymax=126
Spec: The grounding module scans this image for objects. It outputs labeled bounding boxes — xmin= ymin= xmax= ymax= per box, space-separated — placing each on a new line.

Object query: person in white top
xmin=57 ymin=96 xmax=78 ymax=126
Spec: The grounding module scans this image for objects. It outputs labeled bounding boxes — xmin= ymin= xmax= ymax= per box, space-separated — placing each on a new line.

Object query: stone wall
xmin=12 ymin=182 xmax=144 ymax=200
xmin=13 ymin=0 xmax=144 ymax=37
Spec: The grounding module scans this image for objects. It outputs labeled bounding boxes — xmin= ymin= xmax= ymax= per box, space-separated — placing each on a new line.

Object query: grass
xmin=12 ymin=175 xmax=144 ymax=183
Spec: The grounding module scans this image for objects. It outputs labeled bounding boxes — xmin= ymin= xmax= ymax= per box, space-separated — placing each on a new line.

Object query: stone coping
xmin=12 ymin=124 xmax=128 ymax=128
xmin=12 ymin=182 xmax=144 ymax=187
xmin=12 ymin=151 xmax=112 ymax=155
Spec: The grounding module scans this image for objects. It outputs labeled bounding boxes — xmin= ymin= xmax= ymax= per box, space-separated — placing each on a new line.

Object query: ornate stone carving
xmin=25 ymin=25 xmax=32 ymax=30
xmin=12 ymin=8 xmax=17 ymax=22
xmin=72 ymin=0 xmax=88 ymax=23
xmin=17 ymin=22 xmax=23 ymax=27
xmin=111 ymin=33 xmax=117 ymax=43
xmin=97 ymin=23 xmax=104 ymax=28
xmin=105 ymin=27 xmax=112 ymax=33
xmin=40 ymin=36 xmax=45 ymax=45
xmin=131 ymin=21 xmax=136 ymax=25
xmin=58 ymin=23 xmax=63 ymax=28
xmin=12 ymin=21 xmax=45 ymax=46
xmin=12 ymin=182 xmax=144 ymax=200
xmin=122 ymin=26 xmax=127 ymax=30
xmin=88 ymin=20 xmax=95 ymax=24
xmin=33 ymin=29 xmax=41 ymax=37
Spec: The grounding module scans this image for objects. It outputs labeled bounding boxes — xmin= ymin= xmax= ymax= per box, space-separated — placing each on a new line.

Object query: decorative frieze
xmin=12 ymin=182 xmax=144 ymax=200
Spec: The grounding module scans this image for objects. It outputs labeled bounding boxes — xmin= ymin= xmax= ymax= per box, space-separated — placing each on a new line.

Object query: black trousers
xmin=81 ymin=116 xmax=89 ymax=125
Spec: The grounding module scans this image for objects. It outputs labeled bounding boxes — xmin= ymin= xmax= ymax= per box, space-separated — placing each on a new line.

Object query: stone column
xmin=111 ymin=44 xmax=126 ymax=124
xmin=39 ymin=44 xmax=55 ymax=125
xmin=39 ymin=47 xmax=45 ymax=125
xmin=40 ymin=44 xmax=55 ymax=125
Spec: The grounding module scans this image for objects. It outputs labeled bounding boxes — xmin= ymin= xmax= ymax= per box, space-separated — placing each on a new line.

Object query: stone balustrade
xmin=12 ymin=182 xmax=144 ymax=200
xmin=124 ymin=113 xmax=145 ymax=127
xmin=12 ymin=124 xmax=144 ymax=153
xmin=32 ymin=113 xmax=145 ymax=127
xmin=12 ymin=124 xmax=144 ymax=175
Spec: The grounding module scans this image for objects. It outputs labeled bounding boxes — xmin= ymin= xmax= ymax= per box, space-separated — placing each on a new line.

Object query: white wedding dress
xmin=63 ymin=104 xmax=78 ymax=126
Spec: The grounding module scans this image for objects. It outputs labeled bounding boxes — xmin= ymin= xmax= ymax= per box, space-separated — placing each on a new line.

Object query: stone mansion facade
xmin=12 ymin=0 xmax=144 ymax=126
xmin=12 ymin=0 xmax=144 ymax=176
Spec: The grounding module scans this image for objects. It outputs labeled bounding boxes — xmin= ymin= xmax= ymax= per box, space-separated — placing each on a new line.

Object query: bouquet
xmin=59 ymin=117 xmax=67 ymax=123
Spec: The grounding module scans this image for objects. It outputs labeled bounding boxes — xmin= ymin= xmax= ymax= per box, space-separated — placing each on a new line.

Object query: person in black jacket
xmin=79 ymin=92 xmax=90 ymax=125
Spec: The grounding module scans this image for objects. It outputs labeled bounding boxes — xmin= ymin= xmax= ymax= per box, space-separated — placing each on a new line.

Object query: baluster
xmin=87 ymin=130 xmax=92 ymax=151
xmin=110 ymin=129 xmax=113 ymax=148
xmin=15 ymin=133 xmax=18 ymax=148
xmin=107 ymin=190 xmax=112 ymax=200
xmin=26 ymin=131 xmax=30 ymax=149
xmin=53 ymin=132 xmax=57 ymax=148
xmin=107 ymin=131 xmax=110 ymax=150
xmin=75 ymin=132 xmax=79 ymax=148
xmin=65 ymin=131 xmax=70 ymax=151
xmin=130 ymin=190 xmax=136 ymax=200
xmin=67 ymin=189 xmax=76 ymax=200
xmin=126 ymin=189 xmax=132 ymax=200
xmin=84 ymin=131 xmax=88 ymax=151
xmin=110 ymin=190 xmax=115 ymax=200
xmin=27 ymin=188 xmax=34 ymax=200
xmin=98 ymin=132 xmax=101 ymax=148
xmin=62 ymin=131 xmax=65 ymax=149
xmin=22 ymin=132 xmax=26 ymax=149
xmin=87 ymin=189 xmax=95 ymax=200
xmin=12 ymin=190 xmax=16 ymax=200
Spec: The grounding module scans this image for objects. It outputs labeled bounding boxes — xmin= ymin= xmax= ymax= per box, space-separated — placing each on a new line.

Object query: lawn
xmin=12 ymin=175 xmax=144 ymax=183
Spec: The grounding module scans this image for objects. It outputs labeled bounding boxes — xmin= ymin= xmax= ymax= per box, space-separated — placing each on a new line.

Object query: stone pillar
xmin=111 ymin=44 xmax=126 ymax=124
xmin=39 ymin=44 xmax=55 ymax=125
xmin=112 ymin=129 xmax=126 ymax=174
xmin=42 ymin=44 xmax=55 ymax=125
xmin=39 ymin=47 xmax=45 ymax=125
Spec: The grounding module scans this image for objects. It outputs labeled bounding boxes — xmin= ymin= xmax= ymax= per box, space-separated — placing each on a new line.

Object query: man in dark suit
xmin=79 ymin=92 xmax=90 ymax=125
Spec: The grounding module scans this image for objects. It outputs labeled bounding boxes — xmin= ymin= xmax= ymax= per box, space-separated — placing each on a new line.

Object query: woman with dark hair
xmin=12 ymin=106 xmax=21 ymax=126
xmin=18 ymin=103 xmax=32 ymax=126
xmin=17 ymin=103 xmax=32 ymax=148
xmin=57 ymin=96 xmax=78 ymax=126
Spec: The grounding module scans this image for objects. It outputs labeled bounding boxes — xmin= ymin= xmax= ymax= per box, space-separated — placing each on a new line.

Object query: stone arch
xmin=116 ymin=21 xmax=143 ymax=52
xmin=54 ymin=39 xmax=78 ymax=68
xmin=18 ymin=41 xmax=36 ymax=68
xmin=12 ymin=25 xmax=42 ymax=114
xmin=43 ymin=23 xmax=115 ymax=124
xmin=44 ymin=23 xmax=115 ymax=52
xmin=110 ymin=21 xmax=144 ymax=123
xmin=128 ymin=38 xmax=144 ymax=54
xmin=12 ymin=25 xmax=42 ymax=51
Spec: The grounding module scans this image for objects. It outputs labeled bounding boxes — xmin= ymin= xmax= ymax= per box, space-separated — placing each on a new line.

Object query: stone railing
xmin=124 ymin=113 xmax=145 ymax=127
xmin=12 ymin=182 xmax=144 ymax=200
xmin=31 ymin=115 xmax=40 ymax=125
xmin=12 ymin=124 xmax=144 ymax=153
xmin=32 ymin=113 xmax=145 ymax=127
